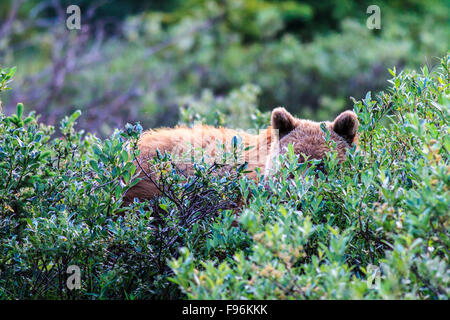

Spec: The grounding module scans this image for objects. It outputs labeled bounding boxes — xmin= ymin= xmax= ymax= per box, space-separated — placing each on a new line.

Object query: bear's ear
xmin=271 ymin=107 xmax=297 ymax=139
xmin=331 ymin=111 xmax=359 ymax=145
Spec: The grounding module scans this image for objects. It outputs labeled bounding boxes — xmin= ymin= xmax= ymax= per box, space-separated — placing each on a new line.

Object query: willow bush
xmin=0 ymin=54 xmax=448 ymax=299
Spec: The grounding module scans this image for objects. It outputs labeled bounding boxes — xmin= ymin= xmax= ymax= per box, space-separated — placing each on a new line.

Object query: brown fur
xmin=125 ymin=107 xmax=359 ymax=202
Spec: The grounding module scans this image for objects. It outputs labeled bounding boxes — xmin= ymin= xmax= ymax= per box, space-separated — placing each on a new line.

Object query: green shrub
xmin=178 ymin=83 xmax=270 ymax=129
xmin=169 ymin=54 xmax=450 ymax=299
xmin=0 ymin=54 xmax=449 ymax=300
xmin=0 ymin=82 xmax=247 ymax=298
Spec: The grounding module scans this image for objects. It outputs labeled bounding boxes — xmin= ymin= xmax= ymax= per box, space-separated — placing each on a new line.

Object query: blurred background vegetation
xmin=0 ymin=0 xmax=449 ymax=136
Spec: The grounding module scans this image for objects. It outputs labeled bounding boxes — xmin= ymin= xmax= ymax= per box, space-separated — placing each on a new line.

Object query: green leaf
xmin=16 ymin=103 xmax=24 ymax=119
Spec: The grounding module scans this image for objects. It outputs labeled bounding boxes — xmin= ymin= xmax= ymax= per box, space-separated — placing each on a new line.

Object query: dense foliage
xmin=171 ymin=54 xmax=450 ymax=299
xmin=0 ymin=67 xmax=246 ymax=298
xmin=0 ymin=53 xmax=448 ymax=299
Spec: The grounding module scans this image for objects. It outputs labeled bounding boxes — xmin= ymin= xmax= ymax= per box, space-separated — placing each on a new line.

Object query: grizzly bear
xmin=124 ymin=107 xmax=358 ymax=202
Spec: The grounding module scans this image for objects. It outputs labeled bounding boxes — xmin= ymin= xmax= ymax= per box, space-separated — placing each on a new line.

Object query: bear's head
xmin=266 ymin=107 xmax=359 ymax=175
